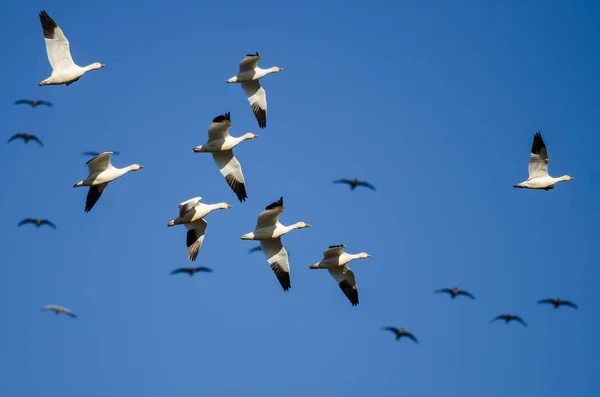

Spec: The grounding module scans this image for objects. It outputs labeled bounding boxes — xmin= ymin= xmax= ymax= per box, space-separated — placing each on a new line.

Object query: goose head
xmin=292 ymin=221 xmax=310 ymax=230
xmin=243 ymin=132 xmax=259 ymax=140
xmin=560 ymin=175 xmax=574 ymax=181
xmin=93 ymin=62 xmax=106 ymax=70
xmin=271 ymin=66 xmax=283 ymax=73
xmin=130 ymin=164 xmax=144 ymax=171
xmin=357 ymin=252 xmax=371 ymax=259
xmin=218 ymin=202 xmax=233 ymax=210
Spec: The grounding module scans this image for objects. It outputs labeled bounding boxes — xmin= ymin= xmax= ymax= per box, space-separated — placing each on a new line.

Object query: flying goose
xmin=333 ymin=178 xmax=375 ymax=191
xmin=170 ymin=266 xmax=213 ymax=276
xmin=309 ymin=245 xmax=371 ymax=306
xmin=41 ymin=305 xmax=76 ymax=318
xmin=434 ymin=287 xmax=475 ymax=300
xmin=15 ymin=99 xmax=52 ymax=108
xmin=18 ymin=218 xmax=56 ymax=229
xmin=38 ymin=10 xmax=105 ymax=86
xmin=382 ymin=327 xmax=418 ymax=343
xmin=192 ymin=112 xmax=257 ymax=202
xmin=226 ymin=53 xmax=283 ymax=129
xmin=8 ymin=133 xmax=43 ymax=146
xmin=240 ymin=197 xmax=310 ymax=291
xmin=168 ymin=197 xmax=232 ymax=261
xmin=490 ymin=314 xmax=527 ymax=327
xmin=513 ymin=132 xmax=574 ymax=190
xmin=73 ymin=152 xmax=143 ymax=212
xmin=537 ymin=297 xmax=578 ymax=310
xmin=82 ymin=151 xmax=120 ymax=157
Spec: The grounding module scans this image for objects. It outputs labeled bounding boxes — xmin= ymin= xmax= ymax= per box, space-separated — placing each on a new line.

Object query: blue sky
xmin=0 ymin=0 xmax=598 ymax=395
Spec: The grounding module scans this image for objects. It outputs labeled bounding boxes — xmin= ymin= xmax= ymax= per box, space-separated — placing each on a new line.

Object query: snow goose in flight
xmin=513 ymin=132 xmax=574 ymax=190
xmin=41 ymin=305 xmax=77 ymax=318
xmin=82 ymin=151 xmax=120 ymax=157
xmin=38 ymin=10 xmax=105 ymax=86
xmin=8 ymin=133 xmax=43 ymax=147
xmin=226 ymin=53 xmax=282 ymax=129
xmin=490 ymin=313 xmax=527 ymax=326
xmin=192 ymin=112 xmax=258 ymax=202
xmin=309 ymin=245 xmax=371 ymax=306
xmin=333 ymin=178 xmax=376 ymax=191
xmin=18 ymin=218 xmax=56 ymax=229
xmin=382 ymin=327 xmax=418 ymax=343
xmin=434 ymin=287 xmax=475 ymax=300
xmin=73 ymin=152 xmax=143 ymax=212
xmin=170 ymin=266 xmax=213 ymax=276
xmin=537 ymin=297 xmax=578 ymax=310
xmin=240 ymin=197 xmax=310 ymax=291
xmin=15 ymin=99 xmax=52 ymax=108
xmin=167 ymin=197 xmax=232 ymax=261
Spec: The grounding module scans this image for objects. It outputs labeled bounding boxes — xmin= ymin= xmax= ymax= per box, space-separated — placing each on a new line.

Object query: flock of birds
xmin=17 ymin=10 xmax=578 ymax=343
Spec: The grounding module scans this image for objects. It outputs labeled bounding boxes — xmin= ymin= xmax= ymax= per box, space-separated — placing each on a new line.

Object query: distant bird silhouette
xmin=41 ymin=305 xmax=76 ymax=318
xmin=490 ymin=314 xmax=527 ymax=326
xmin=170 ymin=266 xmax=213 ymax=276
xmin=382 ymin=327 xmax=418 ymax=343
xmin=537 ymin=297 xmax=578 ymax=310
xmin=82 ymin=151 xmax=120 ymax=157
xmin=249 ymin=245 xmax=262 ymax=253
xmin=18 ymin=218 xmax=56 ymax=229
xmin=15 ymin=99 xmax=53 ymax=108
xmin=434 ymin=287 xmax=475 ymax=300
xmin=8 ymin=133 xmax=43 ymax=146
xmin=333 ymin=178 xmax=375 ymax=191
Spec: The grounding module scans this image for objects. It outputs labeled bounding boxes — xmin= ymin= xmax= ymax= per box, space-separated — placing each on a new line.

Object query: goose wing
xmin=86 ymin=152 xmax=114 ymax=176
xmin=560 ymin=300 xmax=578 ymax=309
xmin=8 ymin=133 xmax=26 ymax=143
xmin=255 ymin=197 xmax=284 ymax=229
xmin=260 ymin=238 xmax=291 ymax=291
xmin=37 ymin=100 xmax=53 ymax=106
xmin=40 ymin=219 xmax=56 ymax=229
xmin=528 ymin=132 xmax=549 ymax=179
xmin=323 ymin=245 xmax=345 ymax=259
xmin=537 ymin=298 xmax=555 ymax=305
xmin=382 ymin=326 xmax=400 ymax=335
xmin=208 ymin=113 xmax=232 ymax=141
xmin=356 ymin=180 xmax=376 ymax=190
xmin=30 ymin=135 xmax=44 ymax=147
xmin=490 ymin=315 xmax=506 ymax=323
xmin=60 ymin=307 xmax=77 ymax=318
xmin=18 ymin=218 xmax=35 ymax=227
xmin=178 ymin=197 xmax=202 ymax=217
xmin=457 ymin=290 xmax=475 ymax=299
xmin=184 ymin=219 xmax=207 ymax=261
xmin=434 ymin=288 xmax=453 ymax=296
xmin=238 ymin=52 xmax=261 ymax=73
xmin=15 ymin=99 xmax=34 ymax=106
xmin=512 ymin=316 xmax=527 ymax=326
xmin=403 ymin=332 xmax=419 ymax=343
xmin=194 ymin=266 xmax=213 ymax=273
xmin=242 ymin=81 xmax=267 ymax=129
xmin=328 ymin=265 xmax=358 ymax=306
xmin=41 ymin=304 xmax=59 ymax=311
xmin=212 ymin=150 xmax=247 ymax=202
xmin=170 ymin=268 xmax=189 ymax=275
xmin=39 ymin=10 xmax=76 ymax=72
xmin=85 ymin=183 xmax=108 ymax=212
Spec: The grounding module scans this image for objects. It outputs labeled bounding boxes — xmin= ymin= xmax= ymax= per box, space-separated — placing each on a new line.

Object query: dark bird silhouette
xmin=333 ymin=178 xmax=375 ymax=191
xmin=8 ymin=133 xmax=43 ymax=147
xmin=382 ymin=327 xmax=418 ymax=343
xmin=490 ymin=314 xmax=527 ymax=326
xmin=82 ymin=151 xmax=120 ymax=157
xmin=434 ymin=287 xmax=475 ymax=300
xmin=537 ymin=297 xmax=578 ymax=310
xmin=170 ymin=266 xmax=213 ymax=276
xmin=41 ymin=305 xmax=76 ymax=318
xmin=15 ymin=99 xmax=53 ymax=108
xmin=18 ymin=218 xmax=56 ymax=229
xmin=249 ymin=245 xmax=262 ymax=253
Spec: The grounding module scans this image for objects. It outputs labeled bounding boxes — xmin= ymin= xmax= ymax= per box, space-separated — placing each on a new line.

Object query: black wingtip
xmin=265 ymin=196 xmax=283 ymax=210
xmin=328 ymin=244 xmax=344 ymax=248
xmin=245 ymin=52 xmax=260 ymax=57
xmin=39 ymin=10 xmax=57 ymax=40
xmin=531 ymin=131 xmax=546 ymax=154
xmin=212 ymin=112 xmax=231 ymax=123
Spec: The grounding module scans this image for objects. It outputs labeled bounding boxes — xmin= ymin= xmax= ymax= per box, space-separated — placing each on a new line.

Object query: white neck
xmin=255 ymin=67 xmax=278 ymax=79
xmin=83 ymin=63 xmax=100 ymax=72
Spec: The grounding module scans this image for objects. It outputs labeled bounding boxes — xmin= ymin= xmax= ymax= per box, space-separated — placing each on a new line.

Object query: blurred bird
xmin=41 ymin=305 xmax=76 ymax=318
xmin=333 ymin=178 xmax=375 ymax=191
xmin=82 ymin=151 xmax=120 ymax=157
xmin=434 ymin=287 xmax=475 ymax=300
xmin=226 ymin=52 xmax=283 ymax=128
xmin=249 ymin=245 xmax=262 ymax=253
xmin=18 ymin=218 xmax=56 ymax=229
xmin=8 ymin=133 xmax=43 ymax=146
xmin=170 ymin=266 xmax=213 ymax=276
xmin=490 ymin=314 xmax=527 ymax=326
xmin=537 ymin=297 xmax=578 ymax=310
xmin=15 ymin=99 xmax=53 ymax=108
xmin=382 ymin=327 xmax=418 ymax=343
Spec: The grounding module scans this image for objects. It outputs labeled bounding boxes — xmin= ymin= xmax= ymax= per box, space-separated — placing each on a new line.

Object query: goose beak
xmin=226 ymin=204 xmax=233 ymax=208
xmin=100 ymin=64 xmax=106 ymax=68
xmin=139 ymin=165 xmax=144 ymax=169
xmin=192 ymin=146 xmax=202 ymax=152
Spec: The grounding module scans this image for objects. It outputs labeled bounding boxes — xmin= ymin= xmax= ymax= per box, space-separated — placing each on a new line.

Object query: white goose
xmin=41 ymin=304 xmax=77 ymax=318
xmin=309 ymin=245 xmax=371 ymax=306
xmin=73 ymin=152 xmax=143 ymax=212
xmin=38 ymin=10 xmax=105 ymax=86
xmin=192 ymin=112 xmax=258 ymax=202
xmin=226 ymin=52 xmax=283 ymax=129
xmin=240 ymin=197 xmax=310 ymax=291
xmin=514 ymin=132 xmax=574 ymax=190
xmin=168 ymin=197 xmax=232 ymax=261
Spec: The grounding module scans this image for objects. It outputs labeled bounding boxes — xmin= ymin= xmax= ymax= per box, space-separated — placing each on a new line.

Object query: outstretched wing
xmin=457 ymin=290 xmax=475 ymax=299
xmin=194 ymin=266 xmax=213 ymax=273
xmin=357 ymin=181 xmax=376 ymax=190
xmin=403 ymin=332 xmax=419 ymax=343
xmin=30 ymin=135 xmax=44 ymax=147
xmin=323 ymin=245 xmax=345 ymax=259
xmin=537 ymin=298 xmax=555 ymax=305
xmin=18 ymin=219 xmax=34 ymax=227
xmin=37 ymin=100 xmax=53 ymax=106
xmin=86 ymin=152 xmax=114 ymax=176
xmin=255 ymin=197 xmax=284 ymax=229
xmin=328 ymin=265 xmax=358 ymax=306
xmin=40 ymin=220 xmax=56 ymax=229
xmin=434 ymin=288 xmax=453 ymax=295
xmin=512 ymin=316 xmax=528 ymax=326
xmin=382 ymin=326 xmax=399 ymax=335
xmin=8 ymin=133 xmax=25 ymax=143
xmin=260 ymin=238 xmax=291 ymax=291
xmin=184 ymin=219 xmax=208 ymax=261
xmin=212 ymin=151 xmax=247 ymax=202
xmin=15 ymin=99 xmax=34 ymax=106
xmin=238 ymin=52 xmax=261 ymax=73
xmin=242 ymin=80 xmax=267 ymax=129
xmin=208 ymin=113 xmax=232 ymax=141
xmin=490 ymin=315 xmax=506 ymax=323
xmin=178 ymin=197 xmax=202 ymax=217
xmin=39 ymin=10 xmax=75 ymax=72
xmin=170 ymin=268 xmax=188 ymax=275
xmin=560 ymin=300 xmax=578 ymax=309
xmin=528 ymin=132 xmax=549 ymax=179
xmin=85 ymin=183 xmax=108 ymax=212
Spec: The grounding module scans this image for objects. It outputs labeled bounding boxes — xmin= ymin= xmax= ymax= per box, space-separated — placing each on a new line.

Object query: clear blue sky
xmin=1 ymin=0 xmax=598 ymax=395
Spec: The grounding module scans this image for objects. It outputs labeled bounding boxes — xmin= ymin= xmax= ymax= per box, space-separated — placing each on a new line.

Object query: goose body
xmin=73 ymin=152 xmax=143 ymax=212
xmin=168 ymin=197 xmax=231 ymax=261
xmin=8 ymin=133 xmax=43 ymax=146
xmin=309 ymin=245 xmax=371 ymax=306
xmin=226 ymin=53 xmax=283 ymax=129
xmin=18 ymin=218 xmax=56 ymax=229
xmin=38 ymin=10 xmax=105 ymax=86
xmin=513 ymin=132 xmax=574 ymax=190
xmin=15 ymin=99 xmax=52 ymax=108
xmin=240 ymin=197 xmax=310 ymax=291
xmin=193 ymin=113 xmax=257 ymax=202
